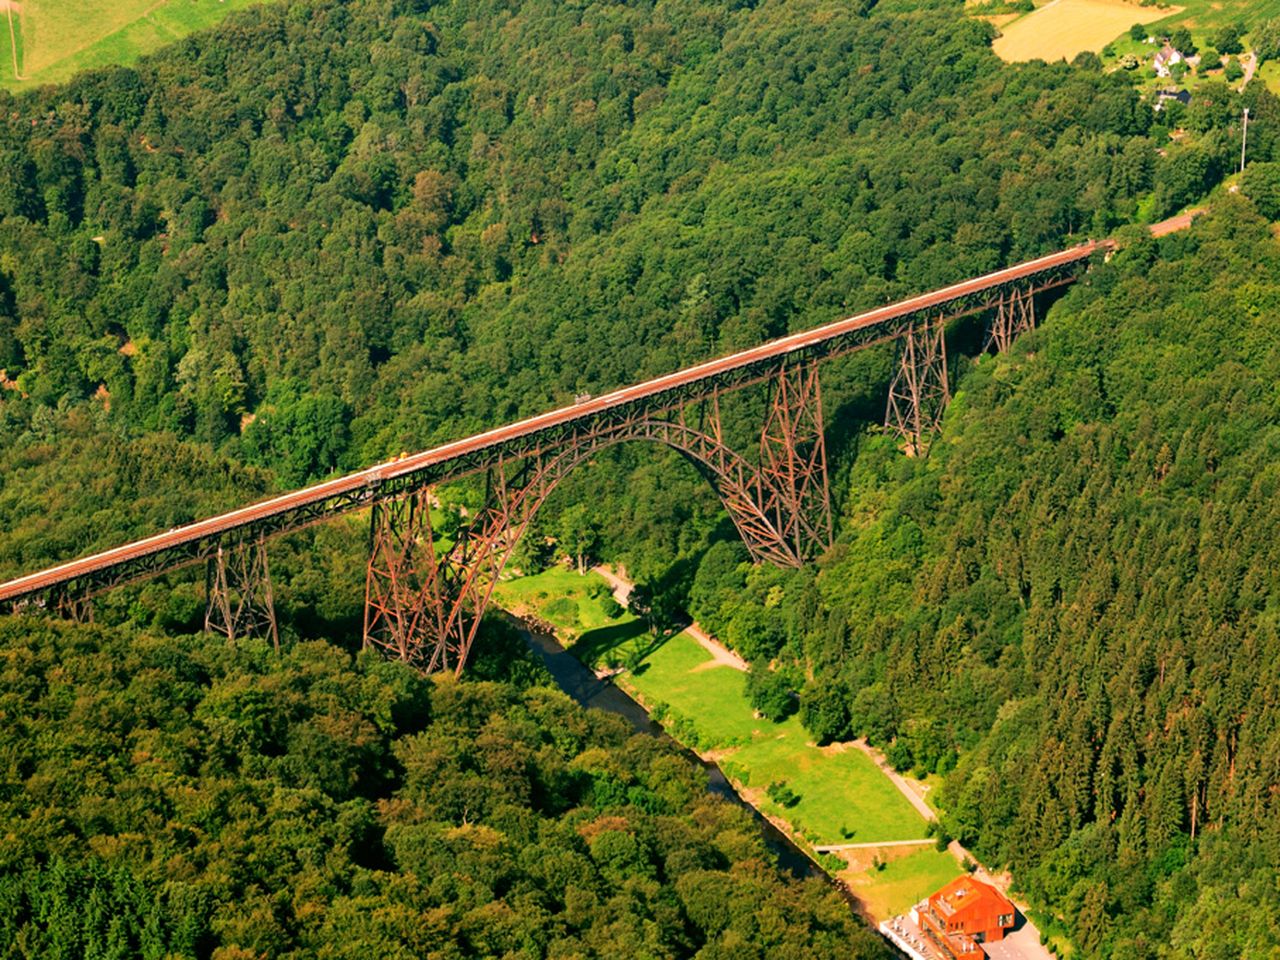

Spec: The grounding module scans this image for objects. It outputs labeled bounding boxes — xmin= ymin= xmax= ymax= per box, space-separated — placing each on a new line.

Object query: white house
xmin=1154 ymin=43 xmax=1183 ymax=77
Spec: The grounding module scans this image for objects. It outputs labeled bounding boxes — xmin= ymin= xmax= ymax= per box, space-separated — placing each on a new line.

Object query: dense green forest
xmin=0 ymin=618 xmax=885 ymax=958
xmin=692 ymin=208 xmax=1280 ymax=956
xmin=1 ymin=0 xmax=1273 ymax=586
xmin=1 ymin=0 xmax=1280 ymax=956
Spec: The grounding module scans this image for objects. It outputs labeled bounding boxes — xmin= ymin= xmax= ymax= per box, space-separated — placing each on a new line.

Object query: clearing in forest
xmin=991 ymin=0 xmax=1171 ymax=63
xmin=3 ymin=0 xmax=281 ymax=88
xmin=503 ymin=568 xmax=931 ymax=846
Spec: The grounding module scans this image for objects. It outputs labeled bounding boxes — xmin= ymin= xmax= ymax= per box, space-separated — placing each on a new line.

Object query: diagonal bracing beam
xmin=986 ymin=285 xmax=1036 ymax=354
xmin=205 ymin=537 xmax=279 ymax=649
xmin=757 ymin=360 xmax=833 ymax=562
xmin=885 ymin=317 xmax=950 ymax=457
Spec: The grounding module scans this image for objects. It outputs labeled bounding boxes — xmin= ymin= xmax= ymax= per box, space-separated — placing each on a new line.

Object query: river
xmin=516 ymin=618 xmax=833 ymax=883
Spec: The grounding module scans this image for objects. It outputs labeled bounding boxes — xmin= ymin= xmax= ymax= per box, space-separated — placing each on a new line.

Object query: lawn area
xmin=841 ymin=846 xmax=964 ymax=921
xmin=991 ymin=0 xmax=1168 ymax=63
xmin=501 ymin=568 xmax=929 ymax=847
xmin=612 ymin=630 xmax=928 ymax=844
xmin=4 ymin=0 xmax=282 ymax=88
xmin=727 ymin=733 xmax=929 ymax=844
xmin=1259 ymin=58 xmax=1280 ymax=94
xmin=492 ymin=566 xmax=625 ymax=639
xmin=621 ymin=634 xmax=763 ymax=747
xmin=498 ymin=566 xmax=951 ymax=918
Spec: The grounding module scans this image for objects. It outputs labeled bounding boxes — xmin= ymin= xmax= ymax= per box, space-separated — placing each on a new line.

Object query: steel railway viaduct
xmin=0 ymin=241 xmax=1111 ymax=674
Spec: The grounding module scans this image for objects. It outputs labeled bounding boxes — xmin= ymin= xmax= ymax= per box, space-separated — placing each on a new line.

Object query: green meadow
xmin=3 ymin=0 xmax=281 ymax=88
xmin=503 ymin=567 xmax=929 ymax=848
xmin=843 ymin=847 xmax=964 ymax=920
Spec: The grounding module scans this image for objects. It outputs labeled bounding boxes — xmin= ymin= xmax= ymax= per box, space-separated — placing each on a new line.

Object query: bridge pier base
xmin=364 ymin=460 xmax=541 ymax=675
xmin=363 ymin=490 xmax=444 ymax=668
xmin=205 ymin=537 xmax=279 ymax=649
xmin=987 ymin=286 xmax=1036 ymax=354
xmin=54 ymin=587 xmax=94 ymax=624
xmin=885 ymin=318 xmax=949 ymax=456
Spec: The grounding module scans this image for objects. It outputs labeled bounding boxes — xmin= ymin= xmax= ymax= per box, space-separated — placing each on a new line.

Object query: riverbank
xmin=497 ymin=564 xmax=1058 ymax=957
xmin=493 ymin=565 xmax=965 ymax=923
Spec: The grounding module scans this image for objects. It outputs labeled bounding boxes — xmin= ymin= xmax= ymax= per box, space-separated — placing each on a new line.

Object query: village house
xmin=917 ymin=877 xmax=1017 ymax=959
xmin=1154 ymin=43 xmax=1183 ymax=77
xmin=1154 ymin=88 xmax=1192 ymax=111
xmin=880 ymin=877 xmax=1019 ymax=960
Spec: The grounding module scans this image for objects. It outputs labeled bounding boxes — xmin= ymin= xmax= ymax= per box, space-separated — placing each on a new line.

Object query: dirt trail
xmin=5 ymin=0 xmax=22 ymax=82
xmin=590 ymin=564 xmax=749 ymax=671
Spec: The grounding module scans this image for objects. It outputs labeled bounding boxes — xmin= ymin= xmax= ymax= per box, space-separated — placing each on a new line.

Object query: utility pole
xmin=1241 ymin=106 xmax=1250 ymax=175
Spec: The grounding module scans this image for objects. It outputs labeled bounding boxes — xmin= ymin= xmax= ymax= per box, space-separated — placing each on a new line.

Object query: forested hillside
xmin=694 ymin=208 xmax=1280 ymax=956
xmin=2 ymin=0 xmax=1280 ymax=956
xmin=0 ymin=619 xmax=884 ymax=958
xmin=1 ymin=0 xmax=1272 ymax=590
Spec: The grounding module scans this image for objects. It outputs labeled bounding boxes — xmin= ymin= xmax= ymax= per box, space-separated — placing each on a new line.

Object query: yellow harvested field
xmin=992 ymin=0 xmax=1173 ymax=63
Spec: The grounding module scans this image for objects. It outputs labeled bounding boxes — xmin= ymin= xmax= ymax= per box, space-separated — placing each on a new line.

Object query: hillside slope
xmin=695 ymin=208 xmax=1280 ymax=957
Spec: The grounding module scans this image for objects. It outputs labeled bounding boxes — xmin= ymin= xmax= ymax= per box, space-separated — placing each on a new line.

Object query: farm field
xmin=1141 ymin=0 xmax=1280 ymax=30
xmin=991 ymin=0 xmax=1170 ymax=63
xmin=3 ymin=0 xmax=279 ymax=88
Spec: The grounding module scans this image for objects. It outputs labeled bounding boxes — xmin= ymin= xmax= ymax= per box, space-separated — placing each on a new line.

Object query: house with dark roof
xmin=1154 ymin=88 xmax=1192 ymax=111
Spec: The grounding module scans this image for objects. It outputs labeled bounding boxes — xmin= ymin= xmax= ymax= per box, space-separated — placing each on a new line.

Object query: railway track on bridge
xmin=0 ymin=239 xmax=1113 ymax=670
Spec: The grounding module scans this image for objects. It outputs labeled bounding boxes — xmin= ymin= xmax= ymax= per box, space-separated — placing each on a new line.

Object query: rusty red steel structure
xmin=364 ymin=369 xmax=833 ymax=672
xmin=0 ymin=242 xmax=1107 ymax=674
xmin=205 ymin=537 xmax=279 ymax=651
xmin=885 ymin=317 xmax=951 ymax=456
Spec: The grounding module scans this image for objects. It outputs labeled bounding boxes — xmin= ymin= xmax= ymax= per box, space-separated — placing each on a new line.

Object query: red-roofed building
xmin=915 ymin=877 xmax=1016 ymax=960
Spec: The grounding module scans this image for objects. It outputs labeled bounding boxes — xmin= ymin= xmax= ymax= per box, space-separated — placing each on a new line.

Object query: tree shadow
xmin=575 ymin=618 xmax=668 ymax=668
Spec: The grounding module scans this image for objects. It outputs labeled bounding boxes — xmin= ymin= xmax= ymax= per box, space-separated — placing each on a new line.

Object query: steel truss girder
xmin=885 ymin=317 xmax=950 ymax=457
xmin=0 ymin=258 xmax=1092 ymax=618
xmin=365 ymin=363 xmax=834 ymax=675
xmin=205 ymin=537 xmax=279 ymax=649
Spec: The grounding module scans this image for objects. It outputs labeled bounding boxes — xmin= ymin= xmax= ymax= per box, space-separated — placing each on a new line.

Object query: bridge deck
xmin=0 ymin=240 xmax=1106 ymax=606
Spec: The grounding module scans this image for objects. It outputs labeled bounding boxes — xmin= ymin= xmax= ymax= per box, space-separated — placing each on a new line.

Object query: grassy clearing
xmin=504 ymin=568 xmax=928 ymax=847
xmin=492 ymin=566 xmax=623 ymax=638
xmin=991 ymin=0 xmax=1169 ymax=63
xmin=500 ymin=567 xmax=947 ymax=918
xmin=730 ymin=734 xmax=928 ymax=843
xmin=840 ymin=846 xmax=964 ymax=920
xmin=618 ymin=632 xmax=929 ymax=844
xmin=1258 ymin=58 xmax=1280 ymax=93
xmin=3 ymin=0 xmax=282 ymax=88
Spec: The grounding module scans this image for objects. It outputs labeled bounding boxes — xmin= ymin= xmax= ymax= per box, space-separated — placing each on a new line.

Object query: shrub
xmin=766 ymin=780 xmax=800 ymax=808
